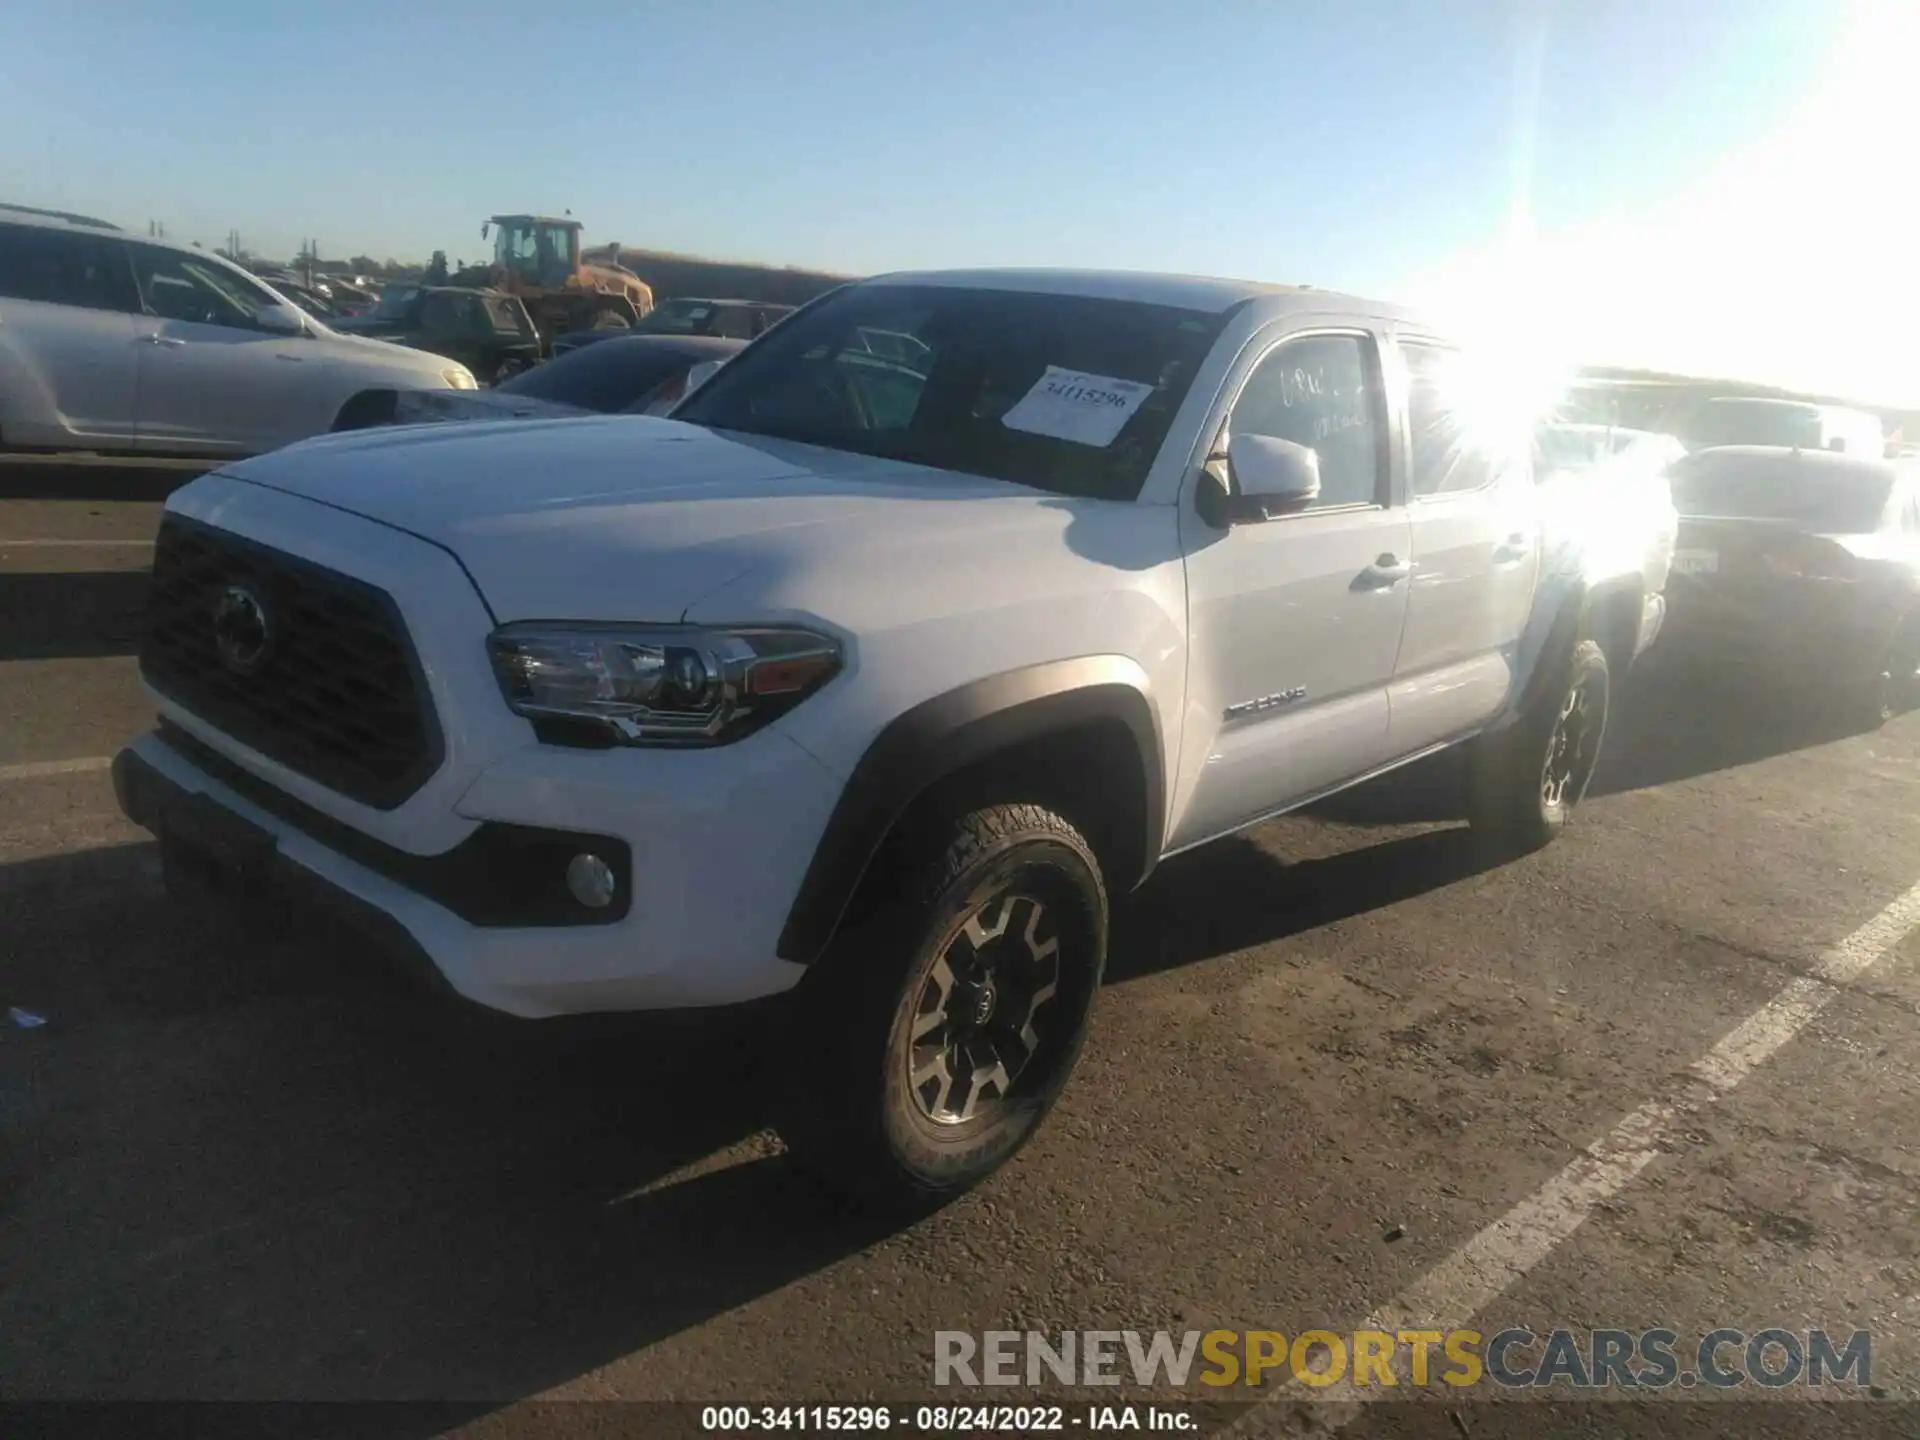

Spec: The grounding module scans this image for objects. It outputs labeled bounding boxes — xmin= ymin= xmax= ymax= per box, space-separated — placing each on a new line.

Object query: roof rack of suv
xmin=0 ymin=201 xmax=122 ymax=230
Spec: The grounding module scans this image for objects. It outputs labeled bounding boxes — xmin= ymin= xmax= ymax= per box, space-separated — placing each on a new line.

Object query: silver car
xmin=0 ymin=205 xmax=477 ymax=456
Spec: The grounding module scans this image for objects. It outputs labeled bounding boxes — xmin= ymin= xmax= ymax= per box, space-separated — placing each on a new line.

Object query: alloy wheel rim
xmin=906 ymin=892 xmax=1061 ymax=1126
xmin=1542 ymin=676 xmax=1597 ymax=810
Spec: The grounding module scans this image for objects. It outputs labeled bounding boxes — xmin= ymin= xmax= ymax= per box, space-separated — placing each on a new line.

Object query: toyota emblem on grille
xmin=211 ymin=585 xmax=273 ymax=674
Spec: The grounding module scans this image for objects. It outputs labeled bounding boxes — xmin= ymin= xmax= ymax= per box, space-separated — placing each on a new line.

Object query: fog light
xmin=565 ymin=852 xmax=618 ymax=909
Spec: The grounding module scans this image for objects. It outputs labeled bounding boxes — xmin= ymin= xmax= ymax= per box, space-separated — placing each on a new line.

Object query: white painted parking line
xmin=0 ymin=756 xmax=114 ymax=784
xmin=0 ymin=538 xmax=153 ymax=548
xmin=1232 ymin=878 xmax=1920 ymax=1437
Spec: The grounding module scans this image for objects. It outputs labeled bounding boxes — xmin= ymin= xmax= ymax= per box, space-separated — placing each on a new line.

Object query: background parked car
xmin=1660 ymin=445 xmax=1920 ymax=726
xmin=1684 ymin=395 xmax=1886 ymax=457
xmin=1533 ymin=423 xmax=1686 ymax=534
xmin=256 ymin=273 xmax=379 ymax=321
xmin=331 ymin=284 xmax=543 ymax=385
xmin=549 ymin=297 xmax=794 ymax=356
xmin=0 ymin=207 xmax=477 ymax=455
xmin=316 ymin=276 xmax=378 ymax=316
xmin=1532 ymin=422 xmax=1682 ymax=665
xmin=330 ymin=334 xmax=742 ymax=431
xmin=264 ymin=276 xmax=343 ymax=321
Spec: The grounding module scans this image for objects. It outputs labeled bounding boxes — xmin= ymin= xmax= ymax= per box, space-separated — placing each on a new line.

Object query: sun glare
xmin=1411 ymin=0 xmax=1920 ymax=408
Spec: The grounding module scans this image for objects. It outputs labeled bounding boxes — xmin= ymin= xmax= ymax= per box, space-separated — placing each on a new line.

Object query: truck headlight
xmin=487 ymin=622 xmax=842 ymax=746
xmin=442 ymin=367 xmax=479 ymax=390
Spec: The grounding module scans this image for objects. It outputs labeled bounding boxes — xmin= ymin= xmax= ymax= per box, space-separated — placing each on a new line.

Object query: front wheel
xmin=1468 ymin=638 xmax=1611 ymax=853
xmin=774 ymin=803 xmax=1108 ymax=1211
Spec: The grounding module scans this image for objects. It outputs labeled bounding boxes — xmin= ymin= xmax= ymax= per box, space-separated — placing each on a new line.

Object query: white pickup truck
xmin=114 ymin=270 xmax=1670 ymax=1206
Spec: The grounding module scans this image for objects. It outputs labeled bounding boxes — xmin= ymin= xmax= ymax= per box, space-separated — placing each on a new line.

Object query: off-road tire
xmin=1467 ymin=638 xmax=1610 ymax=853
xmin=1843 ymin=613 xmax=1920 ymax=733
xmin=774 ymin=803 xmax=1108 ymax=1212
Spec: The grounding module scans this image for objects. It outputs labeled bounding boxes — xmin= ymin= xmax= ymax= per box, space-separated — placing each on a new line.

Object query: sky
xmin=3 ymin=0 xmax=1912 ymax=403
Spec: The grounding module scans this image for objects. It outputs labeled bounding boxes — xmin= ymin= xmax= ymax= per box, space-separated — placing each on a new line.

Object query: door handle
xmin=1355 ymin=553 xmax=1411 ymax=590
xmin=140 ymin=333 xmax=186 ymax=348
xmin=1494 ymin=533 xmax=1531 ymax=563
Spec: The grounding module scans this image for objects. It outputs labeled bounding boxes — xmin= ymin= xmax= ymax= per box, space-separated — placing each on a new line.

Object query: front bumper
xmin=114 ymin=723 xmax=839 ymax=1018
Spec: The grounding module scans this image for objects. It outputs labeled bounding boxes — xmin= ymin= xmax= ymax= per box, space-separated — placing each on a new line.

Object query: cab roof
xmin=865 ymin=267 xmax=1407 ymax=322
xmin=871 ymin=267 xmax=1294 ymax=311
xmin=0 ymin=201 xmax=122 ymax=231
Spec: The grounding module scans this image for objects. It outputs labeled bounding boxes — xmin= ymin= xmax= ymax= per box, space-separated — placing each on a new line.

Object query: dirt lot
xmin=4 ymin=464 xmax=1919 ymax=1438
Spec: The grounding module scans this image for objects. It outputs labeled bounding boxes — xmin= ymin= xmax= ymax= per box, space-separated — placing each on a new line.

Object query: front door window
xmin=131 ymin=246 xmax=277 ymax=332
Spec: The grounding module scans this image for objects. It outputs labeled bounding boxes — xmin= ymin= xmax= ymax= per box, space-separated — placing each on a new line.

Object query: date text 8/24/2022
xmin=699 ymin=1404 xmax=1198 ymax=1431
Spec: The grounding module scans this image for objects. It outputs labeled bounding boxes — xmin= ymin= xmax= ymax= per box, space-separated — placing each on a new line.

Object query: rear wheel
xmin=490 ymin=357 xmax=530 ymax=385
xmin=1467 ymin=638 xmax=1611 ymax=853
xmin=774 ymin=803 xmax=1107 ymax=1212
xmin=1847 ymin=614 xmax=1920 ymax=731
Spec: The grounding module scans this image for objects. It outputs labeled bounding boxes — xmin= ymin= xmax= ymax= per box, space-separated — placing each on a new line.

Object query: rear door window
xmin=1402 ymin=341 xmax=1509 ymax=496
xmin=0 ymin=224 xmax=137 ymax=312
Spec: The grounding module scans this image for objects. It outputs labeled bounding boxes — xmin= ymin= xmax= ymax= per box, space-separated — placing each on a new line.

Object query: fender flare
xmin=1505 ymin=576 xmax=1589 ymax=726
xmin=1505 ymin=574 xmax=1645 ymax=725
xmin=775 ymin=657 xmax=1165 ymax=965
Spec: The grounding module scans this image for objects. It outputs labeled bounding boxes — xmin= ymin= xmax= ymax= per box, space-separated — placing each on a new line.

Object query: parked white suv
xmin=0 ymin=206 xmax=476 ymax=456
xmin=114 ymin=269 xmax=1665 ymax=1206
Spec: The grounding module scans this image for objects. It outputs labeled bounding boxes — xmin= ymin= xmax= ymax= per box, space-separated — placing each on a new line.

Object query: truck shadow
xmin=0 ymin=841 xmax=897 ymax=1411
xmin=1587 ymin=659 xmax=1869 ymax=797
xmin=1108 ymin=823 xmax=1492 ymax=984
xmin=7 ymin=656 xmax=1852 ymax=1415
xmin=0 ymin=818 xmax=1512 ymax=1416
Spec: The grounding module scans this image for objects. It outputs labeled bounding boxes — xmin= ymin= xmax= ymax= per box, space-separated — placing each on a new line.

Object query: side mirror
xmin=1199 ymin=433 xmax=1322 ymax=526
xmin=254 ymin=303 xmax=306 ymax=335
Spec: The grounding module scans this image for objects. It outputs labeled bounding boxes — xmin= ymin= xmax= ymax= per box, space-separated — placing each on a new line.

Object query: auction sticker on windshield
xmin=1001 ymin=366 xmax=1155 ymax=447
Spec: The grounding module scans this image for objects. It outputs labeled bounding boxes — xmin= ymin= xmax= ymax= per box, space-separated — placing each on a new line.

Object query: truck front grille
xmin=141 ymin=514 xmax=442 ymax=810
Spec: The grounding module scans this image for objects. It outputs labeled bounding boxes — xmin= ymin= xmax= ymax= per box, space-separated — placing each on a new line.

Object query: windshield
xmin=635 ymin=299 xmax=719 ymax=335
xmin=1668 ymin=451 xmax=1892 ymax=531
xmin=673 ymin=284 xmax=1229 ymax=500
xmin=493 ymin=220 xmax=573 ymax=285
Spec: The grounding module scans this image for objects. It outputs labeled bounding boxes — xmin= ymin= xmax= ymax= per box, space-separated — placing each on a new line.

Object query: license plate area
xmin=1671 ymin=549 xmax=1720 ymax=577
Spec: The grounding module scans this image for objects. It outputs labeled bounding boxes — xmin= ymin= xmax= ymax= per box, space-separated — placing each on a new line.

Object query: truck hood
xmin=216 ymin=416 xmax=1047 ymax=621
